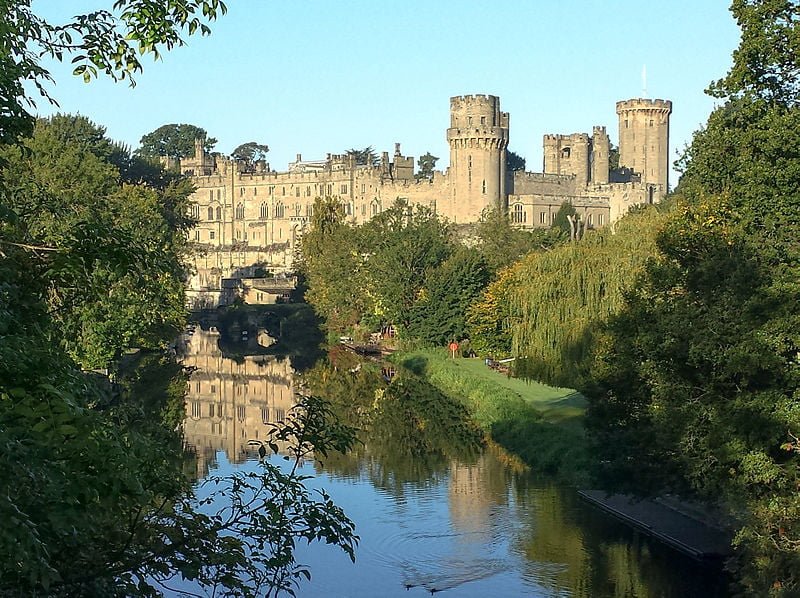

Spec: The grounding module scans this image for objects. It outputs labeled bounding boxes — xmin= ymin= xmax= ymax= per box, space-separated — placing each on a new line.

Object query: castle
xmin=183 ymin=94 xmax=672 ymax=308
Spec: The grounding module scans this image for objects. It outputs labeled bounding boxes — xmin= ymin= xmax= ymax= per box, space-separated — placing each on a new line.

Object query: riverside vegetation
xmin=298 ymin=2 xmax=800 ymax=594
xmin=1 ymin=2 xmax=358 ymax=595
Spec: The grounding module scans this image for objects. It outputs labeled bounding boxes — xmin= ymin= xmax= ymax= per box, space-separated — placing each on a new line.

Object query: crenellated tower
xmin=447 ymin=95 xmax=509 ymax=222
xmin=616 ymin=98 xmax=672 ymax=195
xmin=543 ymin=133 xmax=591 ymax=187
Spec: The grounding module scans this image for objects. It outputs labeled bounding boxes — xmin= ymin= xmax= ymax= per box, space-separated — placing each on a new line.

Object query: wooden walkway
xmin=579 ymin=490 xmax=733 ymax=561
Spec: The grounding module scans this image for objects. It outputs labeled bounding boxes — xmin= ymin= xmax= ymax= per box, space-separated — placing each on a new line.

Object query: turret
xmin=616 ymin=98 xmax=672 ymax=195
xmin=591 ymin=126 xmax=610 ymax=184
xmin=542 ymin=133 xmax=590 ymax=187
xmin=446 ymin=94 xmax=509 ymax=222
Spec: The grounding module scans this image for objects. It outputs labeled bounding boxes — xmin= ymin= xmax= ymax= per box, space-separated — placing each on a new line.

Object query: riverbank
xmin=393 ymin=349 xmax=590 ymax=484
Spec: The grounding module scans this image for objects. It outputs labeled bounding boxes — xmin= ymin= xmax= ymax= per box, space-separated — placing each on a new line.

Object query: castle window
xmin=327 ymin=184 xmax=333 ymax=196
xmin=194 ymin=229 xmax=199 ymax=241
xmin=468 ymin=155 xmax=472 ymax=168
xmin=240 ymin=187 xmax=244 ymax=197
xmin=269 ymin=186 xmax=274 ymax=195
xmin=208 ymin=190 xmax=213 ymax=201
xmin=306 ymin=186 xmax=311 ymax=196
xmin=482 ymin=180 xmax=486 ymax=194
xmin=598 ymin=213 xmax=605 ymax=226
xmin=345 ymin=203 xmax=352 ymax=216
xmin=295 ymin=204 xmax=301 ymax=217
xmin=587 ymin=213 xmax=594 ymax=226
xmin=208 ymin=404 xmax=215 ymax=417
xmin=254 ymin=187 xmax=257 ymax=196
xmin=274 ymin=202 xmax=284 ymax=218
xmin=361 ymin=183 xmax=366 ymax=193
xmin=480 ymin=116 xmax=486 ymax=125
xmin=282 ymin=187 xmax=286 ymax=196
xmin=295 ymin=187 xmax=300 ymax=197
xmin=260 ymin=202 xmax=267 ymax=220
xmin=468 ymin=116 xmax=472 ymax=126
xmin=237 ymin=405 xmax=246 ymax=422
xmin=340 ymin=184 xmax=348 ymax=194
xmin=209 ymin=230 xmax=215 ymax=240
xmin=217 ymin=190 xmax=221 ymax=201
xmin=216 ymin=206 xmax=221 ymax=220
xmin=540 ymin=211 xmax=547 ymax=224
xmin=189 ymin=204 xmax=199 ymax=219
xmin=371 ymin=201 xmax=380 ymax=216
xmin=561 ymin=147 xmax=571 ymax=159
xmin=261 ymin=407 xmax=270 ymax=424
xmin=649 ymin=119 xmax=654 ymax=127
xmin=236 ymin=203 xmax=244 ymax=219
xmin=207 ymin=207 xmax=213 ymax=220
xmin=512 ymin=204 xmax=525 ymax=224
xmin=625 ymin=119 xmax=629 ymax=128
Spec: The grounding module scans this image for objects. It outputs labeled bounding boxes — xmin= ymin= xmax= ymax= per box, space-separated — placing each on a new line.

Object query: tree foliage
xmin=406 ymin=247 xmax=490 ymax=345
xmin=345 ymin=146 xmax=379 ymax=167
xmin=586 ymin=3 xmax=800 ymax=593
xmin=232 ymin=141 xmax=269 ymax=162
xmin=138 ymin=123 xmax=217 ymax=159
xmin=415 ymin=151 xmax=438 ymax=180
xmin=475 ymin=206 xmax=564 ymax=273
xmin=511 ymin=206 xmax=668 ymax=387
xmin=506 ymin=150 xmax=526 ymax=172
xmin=0 ymin=0 xmax=227 ymax=144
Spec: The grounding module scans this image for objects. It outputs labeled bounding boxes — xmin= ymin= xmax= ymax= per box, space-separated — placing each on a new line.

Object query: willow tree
xmin=510 ymin=206 xmax=669 ymax=387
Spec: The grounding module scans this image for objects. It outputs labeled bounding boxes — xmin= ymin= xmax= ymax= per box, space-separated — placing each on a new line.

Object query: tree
xmin=232 ymin=141 xmax=269 ymax=162
xmin=138 ymin=123 xmax=217 ymax=159
xmin=466 ymin=263 xmax=521 ymax=357
xmin=475 ymin=206 xmax=564 ymax=273
xmin=299 ymin=197 xmax=368 ymax=334
xmin=587 ymin=2 xmax=800 ymax=592
xmin=0 ymin=0 xmax=227 ymax=145
xmin=345 ymin=146 xmax=379 ymax=167
xmin=360 ymin=200 xmax=453 ymax=333
xmin=608 ymin=143 xmax=620 ymax=172
xmin=0 ymin=3 xmax=359 ymax=594
xmin=511 ymin=206 xmax=667 ymax=387
xmin=406 ymin=247 xmax=490 ymax=345
xmin=506 ymin=150 xmax=526 ymax=172
xmin=416 ymin=151 xmax=438 ymax=180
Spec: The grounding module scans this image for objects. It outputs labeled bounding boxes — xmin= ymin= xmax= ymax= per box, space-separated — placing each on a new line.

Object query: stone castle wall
xmin=183 ymin=94 xmax=671 ymax=308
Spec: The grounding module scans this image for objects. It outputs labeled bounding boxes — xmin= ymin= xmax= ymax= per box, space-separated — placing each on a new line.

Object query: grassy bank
xmin=394 ymin=349 xmax=589 ymax=483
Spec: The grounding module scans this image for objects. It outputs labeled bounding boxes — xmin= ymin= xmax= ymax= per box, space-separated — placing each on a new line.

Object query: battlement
xmin=543 ymin=133 xmax=590 ymax=142
xmin=593 ymin=126 xmax=607 ymax=135
xmin=616 ymin=98 xmax=672 ymax=113
xmin=450 ymin=94 xmax=499 ymax=106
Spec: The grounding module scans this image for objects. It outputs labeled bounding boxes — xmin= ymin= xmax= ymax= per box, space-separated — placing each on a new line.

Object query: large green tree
xmin=406 ymin=247 xmax=490 ymax=345
xmin=137 ymin=123 xmax=217 ymax=159
xmin=0 ymin=3 xmax=359 ymax=594
xmin=587 ymin=1 xmax=800 ymax=593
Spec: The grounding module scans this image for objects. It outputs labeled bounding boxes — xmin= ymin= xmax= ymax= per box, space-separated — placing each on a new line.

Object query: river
xmin=176 ymin=317 xmax=729 ymax=597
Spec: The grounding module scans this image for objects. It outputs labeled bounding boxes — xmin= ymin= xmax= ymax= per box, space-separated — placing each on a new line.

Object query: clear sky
xmin=31 ymin=1 xmax=741 ymax=188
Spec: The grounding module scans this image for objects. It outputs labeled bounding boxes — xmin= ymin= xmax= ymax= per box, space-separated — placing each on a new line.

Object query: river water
xmin=178 ymin=323 xmax=729 ymax=597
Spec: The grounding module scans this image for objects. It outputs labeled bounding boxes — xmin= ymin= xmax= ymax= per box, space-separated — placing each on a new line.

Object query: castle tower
xmin=616 ymin=98 xmax=672 ymax=194
xmin=447 ymin=95 xmax=509 ymax=222
xmin=591 ymin=126 xmax=610 ymax=184
xmin=542 ymin=133 xmax=590 ymax=187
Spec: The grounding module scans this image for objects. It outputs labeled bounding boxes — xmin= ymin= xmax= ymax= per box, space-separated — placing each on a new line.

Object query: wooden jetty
xmin=579 ymin=490 xmax=733 ymax=561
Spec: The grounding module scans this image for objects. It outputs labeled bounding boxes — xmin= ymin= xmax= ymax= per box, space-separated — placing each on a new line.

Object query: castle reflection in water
xmin=180 ymin=326 xmax=297 ymax=477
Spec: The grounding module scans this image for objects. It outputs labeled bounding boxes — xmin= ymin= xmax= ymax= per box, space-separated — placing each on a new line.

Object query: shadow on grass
xmin=394 ymin=350 xmax=590 ymax=486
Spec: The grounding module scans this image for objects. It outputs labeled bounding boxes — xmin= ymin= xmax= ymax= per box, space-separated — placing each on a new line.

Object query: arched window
xmin=236 ymin=203 xmax=244 ymax=219
xmin=260 ymin=202 xmax=267 ymax=220
xmin=561 ymin=147 xmax=571 ymax=159
xmin=216 ymin=206 xmax=221 ymax=220
xmin=207 ymin=206 xmax=214 ymax=220
xmin=512 ymin=203 xmax=525 ymax=224
xmin=274 ymin=202 xmax=284 ymax=219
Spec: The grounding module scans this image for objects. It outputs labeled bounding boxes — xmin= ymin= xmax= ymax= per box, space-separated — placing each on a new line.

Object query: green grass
xmin=394 ymin=348 xmax=590 ymax=484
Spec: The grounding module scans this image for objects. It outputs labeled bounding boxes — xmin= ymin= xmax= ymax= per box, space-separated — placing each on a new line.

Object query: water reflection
xmin=181 ymin=326 xmax=296 ymax=478
xmin=180 ymin=329 xmax=728 ymax=597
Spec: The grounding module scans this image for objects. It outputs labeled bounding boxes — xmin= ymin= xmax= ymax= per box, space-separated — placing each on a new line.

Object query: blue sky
xmin=32 ymin=1 xmax=741 ymax=187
